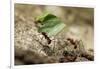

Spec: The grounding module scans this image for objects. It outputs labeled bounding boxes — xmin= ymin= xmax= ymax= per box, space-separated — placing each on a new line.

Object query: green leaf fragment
xmin=36 ymin=12 xmax=66 ymax=37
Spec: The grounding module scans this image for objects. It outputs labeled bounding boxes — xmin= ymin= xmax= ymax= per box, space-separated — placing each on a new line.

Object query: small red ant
xmin=67 ymin=38 xmax=77 ymax=49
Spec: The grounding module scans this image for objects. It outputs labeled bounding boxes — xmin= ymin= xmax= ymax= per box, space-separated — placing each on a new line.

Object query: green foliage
xmin=36 ymin=12 xmax=66 ymax=37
